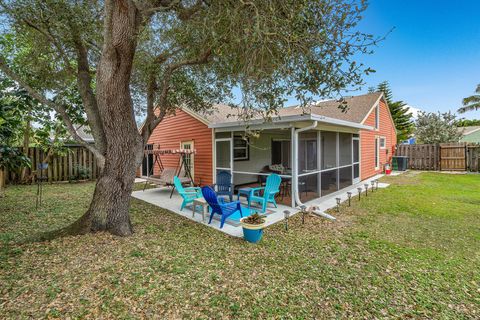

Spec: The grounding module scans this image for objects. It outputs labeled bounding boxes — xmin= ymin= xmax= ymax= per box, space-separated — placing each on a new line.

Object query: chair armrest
xmin=250 ymin=187 xmax=265 ymax=194
xmin=220 ymin=200 xmax=241 ymax=210
xmin=184 ymin=186 xmax=201 ymax=192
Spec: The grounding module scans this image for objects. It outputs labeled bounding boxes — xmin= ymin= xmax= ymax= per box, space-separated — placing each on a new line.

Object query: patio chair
xmin=173 ymin=176 xmax=202 ymax=211
xmin=215 ymin=170 xmax=234 ymax=201
xmin=201 ymin=186 xmax=243 ymax=229
xmin=250 ymin=173 xmax=281 ymax=212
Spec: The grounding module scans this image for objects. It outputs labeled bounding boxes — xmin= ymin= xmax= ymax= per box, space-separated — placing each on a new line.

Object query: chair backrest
xmin=201 ymin=186 xmax=221 ymax=211
xmin=265 ymin=174 xmax=281 ymax=196
xmin=216 ymin=171 xmax=232 ymax=192
xmin=160 ymin=168 xmax=177 ymax=183
xmin=173 ymin=176 xmax=185 ymax=193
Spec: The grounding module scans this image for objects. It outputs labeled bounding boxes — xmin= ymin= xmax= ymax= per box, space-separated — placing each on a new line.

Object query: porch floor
xmin=131 ymin=187 xmax=293 ymax=237
xmin=131 ymin=174 xmax=389 ymax=237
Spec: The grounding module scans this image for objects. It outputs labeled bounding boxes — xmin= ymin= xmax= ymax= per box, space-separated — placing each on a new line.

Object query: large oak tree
xmin=0 ymin=0 xmax=378 ymax=237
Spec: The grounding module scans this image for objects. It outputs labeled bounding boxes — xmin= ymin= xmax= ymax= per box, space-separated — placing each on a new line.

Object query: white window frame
xmin=374 ymin=137 xmax=380 ymax=170
xmin=180 ymin=140 xmax=194 ymax=179
xmin=233 ymin=135 xmax=249 ymax=161
xmin=379 ymin=136 xmax=386 ymax=149
xmin=375 ymin=104 xmax=380 ymax=130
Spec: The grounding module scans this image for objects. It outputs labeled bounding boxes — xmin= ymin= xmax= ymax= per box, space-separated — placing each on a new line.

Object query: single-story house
xmin=457 ymin=126 xmax=480 ymax=143
xmin=142 ymin=92 xmax=397 ymax=208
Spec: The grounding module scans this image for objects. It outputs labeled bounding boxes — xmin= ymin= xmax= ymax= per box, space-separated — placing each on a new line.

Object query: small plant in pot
xmin=240 ymin=212 xmax=267 ymax=243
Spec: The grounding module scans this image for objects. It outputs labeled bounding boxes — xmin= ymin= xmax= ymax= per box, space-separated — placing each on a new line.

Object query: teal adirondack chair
xmin=250 ymin=174 xmax=282 ymax=212
xmin=173 ymin=176 xmax=202 ymax=211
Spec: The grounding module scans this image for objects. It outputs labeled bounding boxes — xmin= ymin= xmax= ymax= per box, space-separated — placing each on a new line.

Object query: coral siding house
xmin=142 ymin=92 xmax=397 ymax=208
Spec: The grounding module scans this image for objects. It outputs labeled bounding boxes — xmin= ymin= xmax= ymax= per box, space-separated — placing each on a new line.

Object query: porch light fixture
xmin=300 ymin=205 xmax=307 ymax=225
xmin=283 ymin=210 xmax=291 ymax=231
xmin=364 ymin=184 xmax=369 ymax=196
xmin=346 ymin=192 xmax=352 ymax=206
xmin=357 ymin=187 xmax=362 ymax=200
xmin=335 ymin=198 xmax=341 ymax=212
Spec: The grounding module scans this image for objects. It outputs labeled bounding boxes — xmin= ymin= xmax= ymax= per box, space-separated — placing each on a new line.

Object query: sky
xmin=352 ymin=0 xmax=480 ymax=119
xmin=271 ymin=1 xmax=480 ymax=120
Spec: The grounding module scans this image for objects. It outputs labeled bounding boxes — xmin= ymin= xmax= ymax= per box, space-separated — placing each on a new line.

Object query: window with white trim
xmin=379 ymin=136 xmax=386 ymax=149
xmin=233 ymin=135 xmax=249 ymax=161
xmin=374 ymin=137 xmax=380 ymax=169
xmin=375 ymin=104 xmax=380 ymax=129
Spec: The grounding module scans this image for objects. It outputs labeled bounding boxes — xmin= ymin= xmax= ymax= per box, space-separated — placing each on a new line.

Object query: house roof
xmin=74 ymin=125 xmax=95 ymax=143
xmin=188 ymin=92 xmax=383 ymax=128
xmin=457 ymin=126 xmax=480 ymax=136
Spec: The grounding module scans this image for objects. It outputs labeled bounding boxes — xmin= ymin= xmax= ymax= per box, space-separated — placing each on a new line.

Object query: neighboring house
xmin=144 ymin=92 xmax=397 ymax=207
xmin=457 ymin=126 xmax=480 ymax=143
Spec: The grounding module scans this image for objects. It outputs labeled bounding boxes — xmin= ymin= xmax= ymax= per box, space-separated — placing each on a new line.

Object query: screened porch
xmin=212 ymin=120 xmax=362 ymax=208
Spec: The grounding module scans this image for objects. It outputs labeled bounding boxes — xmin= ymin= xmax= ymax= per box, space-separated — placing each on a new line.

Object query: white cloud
xmin=405 ymin=105 xmax=421 ymax=119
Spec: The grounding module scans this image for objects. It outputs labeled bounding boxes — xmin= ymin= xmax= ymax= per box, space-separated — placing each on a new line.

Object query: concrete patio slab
xmin=131 ymin=174 xmax=389 ymax=237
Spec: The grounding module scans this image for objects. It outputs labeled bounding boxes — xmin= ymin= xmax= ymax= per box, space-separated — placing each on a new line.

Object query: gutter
xmin=209 ymin=114 xmax=372 ymax=131
xmin=293 ymin=121 xmax=336 ymax=220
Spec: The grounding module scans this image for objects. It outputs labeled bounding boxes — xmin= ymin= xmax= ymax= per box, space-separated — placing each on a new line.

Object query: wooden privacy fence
xmin=396 ymin=144 xmax=440 ymax=170
xmin=5 ymin=146 xmax=101 ymax=184
xmin=396 ymin=143 xmax=480 ymax=172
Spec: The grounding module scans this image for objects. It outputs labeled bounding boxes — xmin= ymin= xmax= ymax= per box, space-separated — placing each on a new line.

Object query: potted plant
xmin=240 ymin=212 xmax=266 ymax=243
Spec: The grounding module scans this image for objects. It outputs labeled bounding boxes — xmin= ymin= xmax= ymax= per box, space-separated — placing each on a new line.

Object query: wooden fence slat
xmin=396 ymin=142 xmax=478 ymax=172
xmin=5 ymin=146 xmax=102 ymax=184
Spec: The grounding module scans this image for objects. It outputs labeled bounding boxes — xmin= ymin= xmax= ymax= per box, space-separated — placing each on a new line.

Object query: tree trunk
xmin=45 ymin=1 xmax=144 ymax=238
xmin=20 ymin=120 xmax=30 ymax=183
xmin=0 ymin=169 xmax=5 ymax=197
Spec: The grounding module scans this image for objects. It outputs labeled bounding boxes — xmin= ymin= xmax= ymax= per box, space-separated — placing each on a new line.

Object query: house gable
xmin=359 ymin=97 xmax=397 ymax=180
xmin=146 ymin=109 xmax=213 ymax=185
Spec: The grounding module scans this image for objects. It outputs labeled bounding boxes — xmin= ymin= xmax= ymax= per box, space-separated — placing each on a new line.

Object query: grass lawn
xmin=1 ymin=172 xmax=479 ymax=319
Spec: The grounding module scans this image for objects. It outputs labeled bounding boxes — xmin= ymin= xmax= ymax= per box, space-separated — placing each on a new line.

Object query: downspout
xmin=293 ymin=121 xmax=336 ymax=220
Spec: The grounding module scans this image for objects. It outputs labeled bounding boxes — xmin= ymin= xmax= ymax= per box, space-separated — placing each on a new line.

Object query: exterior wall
xmin=460 ymin=130 xmax=480 ymax=143
xmin=360 ymin=99 xmax=397 ymax=180
xmin=146 ymin=109 xmax=213 ymax=185
xmin=232 ymin=130 xmax=291 ymax=185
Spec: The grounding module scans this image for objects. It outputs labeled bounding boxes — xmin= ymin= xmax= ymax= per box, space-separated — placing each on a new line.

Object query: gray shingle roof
xmin=195 ymin=92 xmax=383 ymax=125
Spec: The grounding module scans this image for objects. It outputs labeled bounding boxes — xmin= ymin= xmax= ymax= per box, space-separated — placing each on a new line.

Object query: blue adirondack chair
xmin=250 ymin=173 xmax=282 ymax=212
xmin=202 ymin=186 xmax=243 ymax=228
xmin=215 ymin=170 xmax=234 ymax=201
xmin=173 ymin=176 xmax=202 ymax=211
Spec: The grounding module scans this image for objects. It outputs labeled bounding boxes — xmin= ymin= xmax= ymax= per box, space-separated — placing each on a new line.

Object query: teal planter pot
xmin=240 ymin=218 xmax=266 ymax=244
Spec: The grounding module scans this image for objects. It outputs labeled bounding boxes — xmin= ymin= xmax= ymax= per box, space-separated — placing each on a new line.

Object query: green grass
xmin=1 ymin=172 xmax=479 ymax=319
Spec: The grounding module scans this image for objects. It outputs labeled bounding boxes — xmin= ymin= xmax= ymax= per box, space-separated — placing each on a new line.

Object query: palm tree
xmin=458 ymin=84 xmax=480 ymax=113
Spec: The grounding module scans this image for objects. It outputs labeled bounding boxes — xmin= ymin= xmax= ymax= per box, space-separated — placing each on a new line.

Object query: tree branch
xmin=72 ymin=35 xmax=107 ymax=154
xmin=0 ymin=56 xmax=105 ymax=166
xmin=141 ymin=48 xmax=212 ymax=142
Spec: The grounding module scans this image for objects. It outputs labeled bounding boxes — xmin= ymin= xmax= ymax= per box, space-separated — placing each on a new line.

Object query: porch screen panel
xmin=299 ymin=132 xmax=318 ymax=173
xmin=321 ymin=169 xmax=338 ymax=196
xmin=353 ymin=163 xmax=360 ymax=179
xmin=216 ymin=140 xmax=231 ymax=169
xmin=339 ymin=166 xmax=353 ymax=189
xmin=299 ymin=174 xmax=320 ymax=203
xmin=339 ymin=133 xmax=352 ymax=166
xmin=321 ymin=131 xmax=337 ymax=170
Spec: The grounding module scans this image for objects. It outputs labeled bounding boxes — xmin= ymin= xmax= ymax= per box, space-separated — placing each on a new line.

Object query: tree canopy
xmin=0 ymin=0 xmax=379 ymax=237
xmin=458 ymin=84 xmax=480 ymax=114
xmin=372 ymin=81 xmax=413 ymax=142
xmin=415 ymin=111 xmax=462 ymax=144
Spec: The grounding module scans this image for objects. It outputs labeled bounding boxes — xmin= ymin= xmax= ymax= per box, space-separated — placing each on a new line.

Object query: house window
xmin=272 ymin=140 xmax=291 ymax=168
xmin=233 ymin=135 xmax=249 ymax=161
xmin=379 ymin=137 xmax=386 ymax=149
xmin=374 ymin=137 xmax=380 ymax=169
xmin=181 ymin=141 xmax=194 ymax=178
xmin=375 ymin=104 xmax=380 ymax=130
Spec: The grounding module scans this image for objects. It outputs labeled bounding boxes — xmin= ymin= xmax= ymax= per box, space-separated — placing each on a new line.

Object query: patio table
xmin=237 ymin=187 xmax=254 ymax=208
xmin=192 ymin=197 xmax=209 ymax=222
